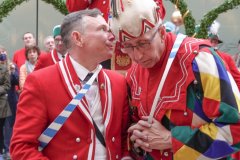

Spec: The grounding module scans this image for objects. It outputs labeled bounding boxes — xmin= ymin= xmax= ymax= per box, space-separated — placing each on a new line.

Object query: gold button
xmin=100 ymin=83 xmax=105 ymax=89
xmin=73 ymin=155 xmax=78 ymax=159
xmin=193 ymin=80 xmax=198 ymax=84
xmin=164 ymin=152 xmax=169 ymax=157
xmin=112 ymin=137 xmax=115 ymax=142
xmin=184 ymin=111 xmax=188 ymax=116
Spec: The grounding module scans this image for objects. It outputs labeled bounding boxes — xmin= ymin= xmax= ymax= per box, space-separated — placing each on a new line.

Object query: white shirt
xmin=70 ymin=56 xmax=107 ymax=159
xmin=57 ymin=52 xmax=66 ymax=60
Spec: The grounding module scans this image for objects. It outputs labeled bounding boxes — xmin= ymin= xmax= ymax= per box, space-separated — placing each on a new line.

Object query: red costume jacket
xmin=34 ymin=49 xmax=60 ymax=71
xmin=10 ymin=55 xmax=130 ymax=159
xmin=127 ymin=33 xmax=240 ymax=159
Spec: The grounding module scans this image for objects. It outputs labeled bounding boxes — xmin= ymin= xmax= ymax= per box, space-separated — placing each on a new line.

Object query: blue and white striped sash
xmin=38 ymin=64 xmax=102 ymax=151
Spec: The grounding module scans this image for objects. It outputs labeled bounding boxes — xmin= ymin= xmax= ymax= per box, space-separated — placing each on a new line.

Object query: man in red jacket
xmin=12 ymin=32 xmax=35 ymax=70
xmin=110 ymin=0 xmax=240 ymax=159
xmin=10 ymin=9 xmax=131 ymax=159
xmin=233 ymin=40 xmax=240 ymax=68
xmin=34 ymin=25 xmax=67 ymax=71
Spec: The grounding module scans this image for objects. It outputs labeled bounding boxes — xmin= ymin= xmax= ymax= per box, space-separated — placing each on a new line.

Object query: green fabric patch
xmin=217 ymin=102 xmax=239 ymax=123
xmin=172 ymin=126 xmax=198 ymax=144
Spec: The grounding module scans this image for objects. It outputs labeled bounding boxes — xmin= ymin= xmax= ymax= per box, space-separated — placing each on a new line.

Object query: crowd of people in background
xmin=0 ymin=0 xmax=240 ymax=159
xmin=0 ymin=25 xmax=66 ymax=159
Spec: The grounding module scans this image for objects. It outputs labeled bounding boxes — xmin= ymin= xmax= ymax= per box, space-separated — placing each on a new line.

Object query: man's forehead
xmin=24 ymin=33 xmax=33 ymax=38
xmin=84 ymin=15 xmax=107 ymax=26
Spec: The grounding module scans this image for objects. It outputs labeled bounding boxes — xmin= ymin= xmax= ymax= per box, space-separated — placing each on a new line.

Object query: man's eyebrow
xmin=96 ymin=24 xmax=109 ymax=30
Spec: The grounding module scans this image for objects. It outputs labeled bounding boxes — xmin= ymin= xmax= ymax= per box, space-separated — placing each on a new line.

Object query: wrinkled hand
xmin=128 ymin=116 xmax=172 ymax=152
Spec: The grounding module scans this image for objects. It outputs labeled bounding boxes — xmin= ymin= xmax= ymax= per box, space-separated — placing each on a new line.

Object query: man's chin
xmin=138 ymin=60 xmax=154 ymax=68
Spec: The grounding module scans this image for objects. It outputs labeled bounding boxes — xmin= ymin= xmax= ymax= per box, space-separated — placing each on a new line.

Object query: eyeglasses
xmin=120 ymin=21 xmax=162 ymax=54
xmin=55 ymin=38 xmax=63 ymax=44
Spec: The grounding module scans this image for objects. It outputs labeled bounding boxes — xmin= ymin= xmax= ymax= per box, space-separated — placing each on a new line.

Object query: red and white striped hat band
xmin=109 ymin=0 xmax=166 ymax=42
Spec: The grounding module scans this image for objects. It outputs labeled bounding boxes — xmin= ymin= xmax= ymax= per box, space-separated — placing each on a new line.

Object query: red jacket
xmin=10 ymin=55 xmax=130 ymax=159
xmin=12 ymin=48 xmax=26 ymax=70
xmin=34 ymin=49 xmax=60 ymax=71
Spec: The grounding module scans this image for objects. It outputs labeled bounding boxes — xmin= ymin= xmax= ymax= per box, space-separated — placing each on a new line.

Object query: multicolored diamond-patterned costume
xmin=127 ymin=33 xmax=240 ymax=160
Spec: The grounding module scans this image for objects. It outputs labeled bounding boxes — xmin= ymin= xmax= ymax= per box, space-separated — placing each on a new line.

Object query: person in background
xmin=34 ymin=25 xmax=67 ymax=71
xmin=43 ymin=35 xmax=55 ymax=54
xmin=19 ymin=45 xmax=40 ymax=91
xmin=208 ymin=34 xmax=240 ymax=90
xmin=110 ymin=0 xmax=240 ymax=159
xmin=0 ymin=45 xmax=11 ymax=160
xmin=233 ymin=40 xmax=240 ymax=68
xmin=12 ymin=32 xmax=35 ymax=70
xmin=10 ymin=9 xmax=130 ymax=159
xmin=163 ymin=21 xmax=178 ymax=34
xmin=3 ymin=62 xmax=18 ymax=160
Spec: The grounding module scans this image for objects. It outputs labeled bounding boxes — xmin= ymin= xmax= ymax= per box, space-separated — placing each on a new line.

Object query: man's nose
xmin=108 ymin=32 xmax=115 ymax=42
xmin=133 ymin=48 xmax=143 ymax=61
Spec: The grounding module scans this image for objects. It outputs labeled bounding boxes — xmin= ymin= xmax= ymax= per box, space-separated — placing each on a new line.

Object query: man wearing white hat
xmin=34 ymin=25 xmax=67 ymax=71
xmin=110 ymin=0 xmax=240 ymax=159
xmin=65 ymin=0 xmax=164 ymax=71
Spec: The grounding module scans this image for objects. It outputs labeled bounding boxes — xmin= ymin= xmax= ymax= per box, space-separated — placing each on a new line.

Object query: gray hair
xmin=43 ymin=36 xmax=54 ymax=44
xmin=61 ymin=8 xmax=102 ymax=49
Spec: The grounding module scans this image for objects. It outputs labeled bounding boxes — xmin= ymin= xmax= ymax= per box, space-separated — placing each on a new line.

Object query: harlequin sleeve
xmin=171 ymin=48 xmax=240 ymax=159
xmin=66 ymin=0 xmax=91 ymax=13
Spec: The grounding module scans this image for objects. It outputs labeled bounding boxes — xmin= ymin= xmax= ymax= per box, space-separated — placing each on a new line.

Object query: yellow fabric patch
xmin=199 ymin=123 xmax=218 ymax=140
xmin=234 ymin=93 xmax=240 ymax=111
xmin=165 ymin=110 xmax=171 ymax=119
xmin=174 ymin=145 xmax=201 ymax=160
xmin=200 ymin=73 xmax=220 ymax=101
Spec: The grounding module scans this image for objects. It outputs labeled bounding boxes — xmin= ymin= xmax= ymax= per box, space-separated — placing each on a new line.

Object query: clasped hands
xmin=128 ymin=116 xmax=172 ymax=152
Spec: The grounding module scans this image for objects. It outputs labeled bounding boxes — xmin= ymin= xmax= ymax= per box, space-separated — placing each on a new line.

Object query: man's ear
xmin=159 ymin=26 xmax=166 ymax=42
xmin=72 ymin=31 xmax=83 ymax=47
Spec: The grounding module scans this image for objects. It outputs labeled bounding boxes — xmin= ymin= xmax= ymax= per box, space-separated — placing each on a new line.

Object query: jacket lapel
xmin=57 ymin=55 xmax=93 ymax=125
xmin=51 ymin=49 xmax=60 ymax=64
xmin=98 ymin=70 xmax=113 ymax=135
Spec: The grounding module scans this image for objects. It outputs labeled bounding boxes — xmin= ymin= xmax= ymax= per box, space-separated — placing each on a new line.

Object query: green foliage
xmin=168 ymin=0 xmax=240 ymax=38
xmin=0 ymin=0 xmax=67 ymax=23
xmin=168 ymin=0 xmax=196 ymax=36
xmin=0 ymin=0 xmax=27 ymax=22
xmin=41 ymin=0 xmax=68 ymax=15
xmin=198 ymin=0 xmax=240 ymax=38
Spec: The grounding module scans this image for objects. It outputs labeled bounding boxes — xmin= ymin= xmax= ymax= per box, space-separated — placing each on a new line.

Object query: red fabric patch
xmin=172 ymin=137 xmax=184 ymax=153
xmin=202 ymin=98 xmax=220 ymax=118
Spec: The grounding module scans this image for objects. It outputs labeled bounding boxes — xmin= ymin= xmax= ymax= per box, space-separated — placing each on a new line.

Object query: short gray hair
xmin=61 ymin=9 xmax=102 ymax=49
